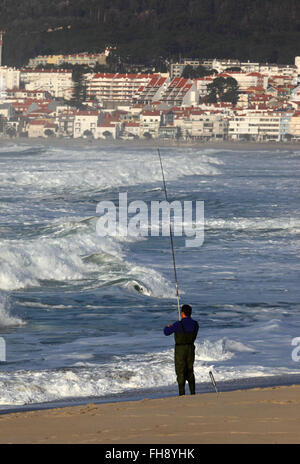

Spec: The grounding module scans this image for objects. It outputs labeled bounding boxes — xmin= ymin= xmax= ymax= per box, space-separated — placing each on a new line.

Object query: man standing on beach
xmin=164 ymin=304 xmax=199 ymax=396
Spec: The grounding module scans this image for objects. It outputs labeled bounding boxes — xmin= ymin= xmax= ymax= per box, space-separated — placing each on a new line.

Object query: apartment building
xmin=289 ymin=112 xmax=300 ymax=139
xmin=174 ymin=111 xmax=228 ymax=140
xmin=0 ymin=67 xmax=20 ymax=95
xmin=158 ymin=78 xmax=199 ymax=107
xmin=219 ymin=71 xmax=269 ymax=91
xmin=229 ymin=113 xmax=281 ymax=141
xmin=28 ymin=52 xmax=107 ymax=68
xmin=194 ymin=77 xmax=214 ymax=98
xmin=0 ymin=76 xmax=6 ymax=101
xmin=20 ymin=69 xmax=73 ymax=99
xmin=170 ymin=59 xmax=204 ymax=78
xmin=87 ymin=73 xmax=157 ymax=107
xmin=134 ymin=76 xmax=169 ymax=105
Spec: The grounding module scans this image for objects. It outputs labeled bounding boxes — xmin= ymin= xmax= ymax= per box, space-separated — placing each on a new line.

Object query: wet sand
xmin=0 ymin=385 xmax=300 ymax=444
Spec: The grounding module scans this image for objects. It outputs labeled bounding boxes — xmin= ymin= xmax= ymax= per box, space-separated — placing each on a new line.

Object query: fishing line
xmin=157 ymin=148 xmax=181 ymax=321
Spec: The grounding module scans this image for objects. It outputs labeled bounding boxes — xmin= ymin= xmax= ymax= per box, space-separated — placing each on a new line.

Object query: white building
xmin=140 ymin=110 xmax=161 ymax=138
xmin=194 ymin=77 xmax=214 ymax=97
xmin=135 ymin=76 xmax=169 ymax=104
xmin=170 ymin=59 xmax=204 ymax=78
xmin=28 ymin=52 xmax=107 ymax=68
xmin=94 ymin=122 xmax=118 ymax=139
xmin=174 ymin=112 xmax=228 ymax=140
xmin=87 ymin=73 xmax=156 ymax=106
xmin=220 ymin=72 xmax=269 ymax=91
xmin=289 ymin=112 xmax=300 ymax=139
xmin=27 ymin=120 xmax=57 ymax=138
xmin=156 ymin=78 xmax=199 ymax=107
xmin=295 ymin=57 xmax=300 ymax=75
xmin=0 ymin=67 xmax=20 ymax=96
xmin=122 ymin=122 xmax=141 ymax=138
xmin=0 ymin=75 xmax=5 ymax=101
xmin=20 ymin=69 xmax=73 ymax=99
xmin=259 ymin=63 xmax=298 ymax=78
xmin=228 ymin=112 xmax=281 ymax=141
xmin=73 ymin=110 xmax=99 ymax=138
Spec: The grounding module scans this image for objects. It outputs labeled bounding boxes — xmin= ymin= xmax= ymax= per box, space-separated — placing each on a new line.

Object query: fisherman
xmin=164 ymin=304 xmax=199 ymax=396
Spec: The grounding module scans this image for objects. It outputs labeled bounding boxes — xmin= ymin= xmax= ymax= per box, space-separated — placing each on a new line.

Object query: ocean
xmin=0 ymin=142 xmax=300 ymax=410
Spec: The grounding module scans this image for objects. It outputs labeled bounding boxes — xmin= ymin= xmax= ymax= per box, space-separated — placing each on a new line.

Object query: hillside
xmin=1 ymin=0 xmax=300 ymax=67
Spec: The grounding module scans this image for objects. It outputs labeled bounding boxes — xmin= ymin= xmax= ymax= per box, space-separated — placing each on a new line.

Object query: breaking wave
xmin=0 ymin=336 xmax=288 ymax=407
xmin=0 ymin=217 xmax=174 ymax=298
xmin=0 ymin=294 xmax=25 ymax=328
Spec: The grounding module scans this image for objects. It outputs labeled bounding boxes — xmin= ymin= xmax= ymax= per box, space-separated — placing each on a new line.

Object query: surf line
xmin=157 ymin=148 xmax=219 ymax=395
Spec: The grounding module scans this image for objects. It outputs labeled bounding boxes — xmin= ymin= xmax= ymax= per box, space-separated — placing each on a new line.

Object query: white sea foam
xmin=0 ymin=294 xmax=25 ymax=328
xmin=0 ymin=147 xmax=221 ymax=193
xmin=205 ymin=217 xmax=300 ymax=233
xmin=0 ymin=336 xmax=296 ymax=406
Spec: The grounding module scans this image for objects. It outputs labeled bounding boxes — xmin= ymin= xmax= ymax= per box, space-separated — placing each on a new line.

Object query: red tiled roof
xmin=247 ymin=72 xmax=264 ymax=77
xmin=76 ymin=111 xmax=99 ymax=116
xmin=29 ymin=120 xmax=47 ymax=125
xmin=97 ymin=123 xmax=115 ymax=127
xmin=141 ymin=110 xmax=161 ymax=116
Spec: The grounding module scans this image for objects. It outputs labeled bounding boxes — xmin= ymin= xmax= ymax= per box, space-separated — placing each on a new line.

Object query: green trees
xmin=83 ymin=129 xmax=93 ymax=138
xmin=0 ymin=0 xmax=300 ymax=67
xmin=70 ymin=66 xmax=87 ymax=109
xmin=182 ymin=65 xmax=216 ymax=79
xmin=44 ymin=128 xmax=55 ymax=137
xmin=6 ymin=126 xmax=17 ymax=137
xmin=205 ymin=77 xmax=239 ymax=105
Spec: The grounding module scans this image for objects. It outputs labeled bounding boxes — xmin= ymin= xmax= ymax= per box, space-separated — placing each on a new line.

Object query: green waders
xmin=174 ymin=322 xmax=197 ymax=396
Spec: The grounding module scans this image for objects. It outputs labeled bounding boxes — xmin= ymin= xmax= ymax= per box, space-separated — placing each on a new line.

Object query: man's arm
xmin=164 ymin=321 xmax=179 ymax=336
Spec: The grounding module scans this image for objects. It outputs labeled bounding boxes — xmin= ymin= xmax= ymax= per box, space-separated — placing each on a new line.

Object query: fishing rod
xmin=209 ymin=370 xmax=219 ymax=395
xmin=157 ymin=148 xmax=181 ymax=321
xmin=157 ymin=148 xmax=219 ymax=395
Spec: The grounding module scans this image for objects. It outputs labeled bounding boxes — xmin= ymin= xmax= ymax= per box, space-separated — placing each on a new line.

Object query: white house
xmin=94 ymin=122 xmax=118 ymax=139
xmin=122 ymin=122 xmax=141 ymax=138
xmin=140 ymin=110 xmax=161 ymax=138
xmin=27 ymin=120 xmax=57 ymax=138
xmin=73 ymin=110 xmax=99 ymax=138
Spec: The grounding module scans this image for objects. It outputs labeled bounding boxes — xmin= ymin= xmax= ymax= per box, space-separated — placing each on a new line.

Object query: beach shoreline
xmin=0 ymin=383 xmax=300 ymax=444
xmin=1 ymin=372 xmax=300 ymax=416
xmin=1 ymin=135 xmax=300 ymax=152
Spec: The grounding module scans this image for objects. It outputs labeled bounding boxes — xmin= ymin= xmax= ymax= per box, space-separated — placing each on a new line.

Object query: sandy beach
xmin=0 ymin=385 xmax=300 ymax=444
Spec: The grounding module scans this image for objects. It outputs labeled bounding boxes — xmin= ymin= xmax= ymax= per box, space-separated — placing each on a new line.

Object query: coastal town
xmin=1 ymin=43 xmax=300 ymax=142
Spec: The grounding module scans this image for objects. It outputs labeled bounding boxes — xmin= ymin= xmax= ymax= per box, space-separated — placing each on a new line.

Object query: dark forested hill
xmin=1 ymin=0 xmax=300 ymax=67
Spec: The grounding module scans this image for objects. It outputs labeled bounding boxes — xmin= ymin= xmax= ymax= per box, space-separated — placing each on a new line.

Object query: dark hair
xmin=181 ymin=304 xmax=192 ymax=317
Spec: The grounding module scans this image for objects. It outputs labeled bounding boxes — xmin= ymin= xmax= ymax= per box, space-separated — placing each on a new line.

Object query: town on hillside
xmin=1 ymin=46 xmax=300 ymax=142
